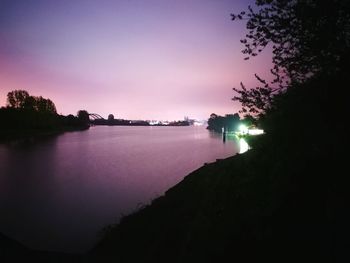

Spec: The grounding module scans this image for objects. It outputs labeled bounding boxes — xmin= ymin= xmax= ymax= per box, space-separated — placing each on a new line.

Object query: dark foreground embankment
xmin=90 ymin=135 xmax=347 ymax=262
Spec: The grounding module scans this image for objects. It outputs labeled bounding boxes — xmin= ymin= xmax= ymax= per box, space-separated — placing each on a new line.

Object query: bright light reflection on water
xmin=239 ymin=138 xmax=249 ymax=154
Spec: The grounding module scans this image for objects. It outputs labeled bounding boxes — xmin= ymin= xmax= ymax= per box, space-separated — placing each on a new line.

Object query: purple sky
xmin=0 ymin=0 xmax=272 ymax=120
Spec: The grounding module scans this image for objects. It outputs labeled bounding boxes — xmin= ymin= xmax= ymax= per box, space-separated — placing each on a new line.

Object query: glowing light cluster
xmin=248 ymin=129 xmax=264 ymax=135
xmin=237 ymin=124 xmax=264 ymax=137
xmin=238 ymin=124 xmax=249 ymax=134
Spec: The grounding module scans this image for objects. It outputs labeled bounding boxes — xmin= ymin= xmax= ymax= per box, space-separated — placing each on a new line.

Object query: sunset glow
xmin=0 ymin=0 xmax=272 ymax=120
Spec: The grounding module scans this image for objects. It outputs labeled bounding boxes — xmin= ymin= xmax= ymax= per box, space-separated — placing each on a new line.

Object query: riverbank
xmin=0 ymin=126 xmax=89 ymax=143
xmin=89 ymin=135 xmax=345 ymax=262
xmin=0 ymin=106 xmax=90 ymax=143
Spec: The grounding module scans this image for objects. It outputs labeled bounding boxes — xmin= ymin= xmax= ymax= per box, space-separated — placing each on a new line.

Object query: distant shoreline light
xmin=247 ymin=128 xmax=264 ymax=136
xmin=237 ymin=124 xmax=264 ymax=136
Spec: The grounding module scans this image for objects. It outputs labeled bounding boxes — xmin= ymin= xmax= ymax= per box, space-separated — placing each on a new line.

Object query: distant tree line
xmin=168 ymin=120 xmax=190 ymax=126
xmin=93 ymin=114 xmax=190 ymax=126
xmin=93 ymin=118 xmax=150 ymax=126
xmin=0 ymin=90 xmax=89 ymax=140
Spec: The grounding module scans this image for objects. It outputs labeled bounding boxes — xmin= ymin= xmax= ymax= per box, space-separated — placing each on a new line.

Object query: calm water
xmin=0 ymin=126 xmax=239 ymax=253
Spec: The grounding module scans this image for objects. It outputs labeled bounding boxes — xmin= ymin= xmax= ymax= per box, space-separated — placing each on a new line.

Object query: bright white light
xmin=238 ymin=124 xmax=248 ymax=134
xmin=248 ymin=129 xmax=264 ymax=135
xmin=239 ymin=138 xmax=249 ymax=154
xmin=149 ymin=120 xmax=160 ymax=125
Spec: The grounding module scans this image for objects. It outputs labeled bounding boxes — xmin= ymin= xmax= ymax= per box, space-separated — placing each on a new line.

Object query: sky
xmin=0 ymin=0 xmax=273 ymax=120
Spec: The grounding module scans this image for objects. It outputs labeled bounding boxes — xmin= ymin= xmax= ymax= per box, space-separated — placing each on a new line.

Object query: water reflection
xmin=218 ymin=132 xmax=249 ymax=154
xmin=0 ymin=126 xmax=239 ymax=253
xmin=239 ymin=138 xmax=249 ymax=154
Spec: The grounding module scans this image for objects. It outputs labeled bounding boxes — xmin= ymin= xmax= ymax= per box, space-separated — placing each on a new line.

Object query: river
xmin=0 ymin=126 xmax=239 ymax=253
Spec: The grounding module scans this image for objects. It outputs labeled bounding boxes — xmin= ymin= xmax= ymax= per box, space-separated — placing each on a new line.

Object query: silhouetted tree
xmin=77 ymin=110 xmax=90 ymax=125
xmin=232 ymin=0 xmax=350 ymax=116
xmin=23 ymin=95 xmax=36 ymax=110
xmin=107 ymin=114 xmax=114 ymax=125
xmin=232 ymin=0 xmax=350 ymax=82
xmin=7 ymin=90 xmax=30 ymax=109
xmin=34 ymin=96 xmax=57 ymax=114
xmin=210 ymin=113 xmax=218 ymax=119
xmin=108 ymin=114 xmax=114 ymax=121
xmin=232 ymin=76 xmax=277 ymax=116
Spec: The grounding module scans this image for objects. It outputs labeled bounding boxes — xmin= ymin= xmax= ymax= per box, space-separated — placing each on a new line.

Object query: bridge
xmin=89 ymin=113 xmax=105 ymax=121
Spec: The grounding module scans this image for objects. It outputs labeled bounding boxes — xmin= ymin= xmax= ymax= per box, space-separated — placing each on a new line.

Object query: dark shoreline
xmin=0 ymin=126 xmax=89 ymax=144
